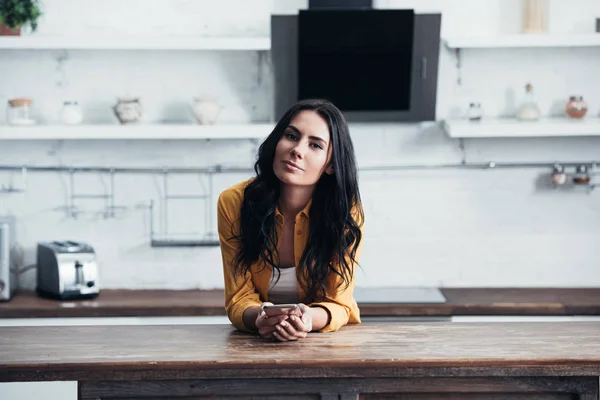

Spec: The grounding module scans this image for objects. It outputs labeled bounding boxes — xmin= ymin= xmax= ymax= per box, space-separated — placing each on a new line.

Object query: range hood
xmin=308 ymin=0 xmax=372 ymax=9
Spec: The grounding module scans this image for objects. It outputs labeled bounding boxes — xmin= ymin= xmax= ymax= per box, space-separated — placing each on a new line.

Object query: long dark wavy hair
xmin=231 ymin=99 xmax=363 ymax=303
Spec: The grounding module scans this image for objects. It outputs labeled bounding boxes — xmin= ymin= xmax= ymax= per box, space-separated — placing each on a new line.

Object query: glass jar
xmin=573 ymin=165 xmax=591 ymax=185
xmin=516 ymin=83 xmax=541 ymax=121
xmin=467 ymin=102 xmax=483 ymax=121
xmin=565 ymin=96 xmax=588 ymax=119
xmin=551 ymin=163 xmax=567 ymax=185
xmin=6 ymin=98 xmax=36 ymax=126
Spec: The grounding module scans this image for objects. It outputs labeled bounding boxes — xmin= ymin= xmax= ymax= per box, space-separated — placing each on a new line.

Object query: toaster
xmin=36 ymin=240 xmax=100 ymax=300
xmin=0 ymin=217 xmax=17 ymax=301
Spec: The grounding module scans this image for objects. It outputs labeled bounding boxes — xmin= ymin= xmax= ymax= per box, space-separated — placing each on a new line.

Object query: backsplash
xmin=0 ymin=0 xmax=599 ymax=290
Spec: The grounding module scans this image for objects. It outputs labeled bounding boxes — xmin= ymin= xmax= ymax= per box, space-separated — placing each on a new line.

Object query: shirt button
xmin=296 ymin=230 xmax=302 ymax=235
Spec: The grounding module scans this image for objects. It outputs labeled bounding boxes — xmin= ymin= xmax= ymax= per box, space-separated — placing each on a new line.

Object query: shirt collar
xmin=275 ymin=199 xmax=312 ymax=224
xmin=299 ymin=198 xmax=312 ymax=219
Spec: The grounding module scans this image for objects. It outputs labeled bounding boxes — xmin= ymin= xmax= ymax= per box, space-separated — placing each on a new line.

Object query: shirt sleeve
xmin=309 ymin=209 xmax=365 ymax=333
xmin=217 ymin=190 xmax=262 ymax=332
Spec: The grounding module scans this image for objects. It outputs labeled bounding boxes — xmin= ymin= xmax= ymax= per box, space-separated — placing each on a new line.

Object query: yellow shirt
xmin=217 ymin=179 xmax=363 ymax=333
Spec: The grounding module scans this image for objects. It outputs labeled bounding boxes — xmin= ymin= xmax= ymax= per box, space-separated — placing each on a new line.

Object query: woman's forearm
xmin=242 ymin=306 xmax=262 ymax=331
xmin=310 ymin=306 xmax=331 ymax=331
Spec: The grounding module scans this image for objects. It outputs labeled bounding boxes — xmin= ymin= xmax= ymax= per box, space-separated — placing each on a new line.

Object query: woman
xmin=217 ymin=99 xmax=364 ymax=342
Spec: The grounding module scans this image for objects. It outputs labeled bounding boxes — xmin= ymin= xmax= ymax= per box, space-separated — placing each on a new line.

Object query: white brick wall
xmin=0 ymin=0 xmax=599 ymax=289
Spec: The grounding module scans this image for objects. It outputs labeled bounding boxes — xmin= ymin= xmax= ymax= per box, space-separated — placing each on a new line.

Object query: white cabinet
xmin=0 ymin=382 xmax=77 ymax=400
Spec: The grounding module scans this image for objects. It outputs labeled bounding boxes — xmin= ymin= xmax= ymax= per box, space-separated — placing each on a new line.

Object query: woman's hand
xmin=273 ymin=303 xmax=313 ymax=342
xmin=255 ymin=302 xmax=289 ymax=339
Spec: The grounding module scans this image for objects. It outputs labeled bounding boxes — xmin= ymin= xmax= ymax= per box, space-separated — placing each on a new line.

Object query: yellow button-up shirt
xmin=217 ymin=179 xmax=363 ymax=333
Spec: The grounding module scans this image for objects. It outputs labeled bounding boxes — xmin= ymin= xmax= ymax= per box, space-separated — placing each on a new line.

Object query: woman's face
xmin=273 ymin=110 xmax=334 ymax=187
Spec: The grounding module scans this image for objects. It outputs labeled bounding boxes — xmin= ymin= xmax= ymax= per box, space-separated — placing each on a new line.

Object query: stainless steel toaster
xmin=36 ymin=240 xmax=100 ymax=300
xmin=0 ymin=217 xmax=17 ymax=301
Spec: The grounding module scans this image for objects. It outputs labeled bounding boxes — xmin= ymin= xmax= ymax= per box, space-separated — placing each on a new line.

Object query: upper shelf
xmin=0 ymin=124 xmax=274 ymax=140
xmin=0 ymin=36 xmax=271 ymax=51
xmin=443 ymin=117 xmax=600 ymax=138
xmin=444 ymin=33 xmax=600 ymax=49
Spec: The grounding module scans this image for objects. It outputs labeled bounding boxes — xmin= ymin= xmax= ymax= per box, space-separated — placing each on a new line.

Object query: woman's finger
xmin=258 ymin=326 xmax=276 ymax=338
xmin=273 ymin=331 xmax=287 ymax=342
xmin=279 ymin=320 xmax=307 ymax=340
xmin=257 ymin=314 xmax=287 ymax=329
xmin=279 ymin=320 xmax=299 ymax=337
xmin=289 ymin=315 xmax=306 ymax=332
xmin=262 ymin=314 xmax=288 ymax=327
xmin=288 ymin=304 xmax=302 ymax=317
xmin=274 ymin=322 xmax=296 ymax=341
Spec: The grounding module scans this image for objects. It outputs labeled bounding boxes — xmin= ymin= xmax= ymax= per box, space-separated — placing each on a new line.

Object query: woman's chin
xmin=275 ymin=171 xmax=306 ymax=186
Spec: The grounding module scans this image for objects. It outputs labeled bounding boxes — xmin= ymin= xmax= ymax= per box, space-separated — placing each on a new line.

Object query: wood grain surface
xmin=1 ymin=322 xmax=600 ymax=382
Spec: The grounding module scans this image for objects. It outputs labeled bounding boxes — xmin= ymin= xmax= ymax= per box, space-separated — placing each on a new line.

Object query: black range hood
xmin=308 ymin=0 xmax=372 ymax=9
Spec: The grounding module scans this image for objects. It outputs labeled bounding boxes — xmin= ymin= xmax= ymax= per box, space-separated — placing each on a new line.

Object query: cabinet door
xmin=79 ymin=377 xmax=599 ymax=400
xmin=360 ymin=394 xmax=577 ymax=399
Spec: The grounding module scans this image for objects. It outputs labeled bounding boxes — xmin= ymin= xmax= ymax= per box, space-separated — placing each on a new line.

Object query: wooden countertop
xmin=1 ymin=288 xmax=600 ymax=318
xmin=1 ymin=322 xmax=600 ymax=382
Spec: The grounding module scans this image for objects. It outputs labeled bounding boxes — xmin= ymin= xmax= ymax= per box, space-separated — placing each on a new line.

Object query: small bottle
xmin=467 ymin=102 xmax=483 ymax=121
xmin=573 ymin=165 xmax=591 ymax=185
xmin=551 ymin=164 xmax=567 ymax=185
xmin=516 ymin=83 xmax=541 ymax=121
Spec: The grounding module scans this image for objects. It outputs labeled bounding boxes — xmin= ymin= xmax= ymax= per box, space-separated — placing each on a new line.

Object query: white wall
xmin=1 ymin=0 xmax=599 ymax=290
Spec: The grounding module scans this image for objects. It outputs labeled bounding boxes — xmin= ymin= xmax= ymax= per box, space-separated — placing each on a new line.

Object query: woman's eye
xmin=285 ymin=133 xmax=297 ymax=140
xmin=310 ymin=143 xmax=323 ymax=150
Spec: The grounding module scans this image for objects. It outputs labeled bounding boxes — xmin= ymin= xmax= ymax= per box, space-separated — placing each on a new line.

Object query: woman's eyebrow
xmin=288 ymin=124 xmax=328 ymax=145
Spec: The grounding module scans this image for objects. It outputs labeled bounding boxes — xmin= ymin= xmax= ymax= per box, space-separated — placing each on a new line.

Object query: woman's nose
xmin=290 ymin=146 xmax=304 ymax=159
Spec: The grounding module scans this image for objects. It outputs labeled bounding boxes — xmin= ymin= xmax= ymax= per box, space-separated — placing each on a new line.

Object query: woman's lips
xmin=283 ymin=160 xmax=304 ymax=171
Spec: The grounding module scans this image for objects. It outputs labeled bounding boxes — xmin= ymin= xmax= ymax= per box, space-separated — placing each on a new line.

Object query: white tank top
xmin=268 ymin=267 xmax=299 ymax=304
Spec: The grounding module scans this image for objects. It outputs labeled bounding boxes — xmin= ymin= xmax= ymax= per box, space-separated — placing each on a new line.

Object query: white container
xmin=467 ymin=102 xmax=483 ymax=121
xmin=191 ymin=98 xmax=222 ymax=125
xmin=60 ymin=101 xmax=83 ymax=125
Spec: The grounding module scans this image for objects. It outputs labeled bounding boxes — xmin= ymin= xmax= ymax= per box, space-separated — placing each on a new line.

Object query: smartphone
xmin=262 ymin=303 xmax=298 ymax=317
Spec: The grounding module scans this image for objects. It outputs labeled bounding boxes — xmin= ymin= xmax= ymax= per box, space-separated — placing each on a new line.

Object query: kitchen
xmin=1 ymin=0 xmax=600 ymax=399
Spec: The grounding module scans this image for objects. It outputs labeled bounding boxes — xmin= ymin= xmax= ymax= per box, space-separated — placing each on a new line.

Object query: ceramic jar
xmin=113 ymin=97 xmax=142 ymax=124
xmin=191 ymin=98 xmax=222 ymax=125
xmin=60 ymin=101 xmax=83 ymax=125
xmin=565 ymin=96 xmax=587 ymax=119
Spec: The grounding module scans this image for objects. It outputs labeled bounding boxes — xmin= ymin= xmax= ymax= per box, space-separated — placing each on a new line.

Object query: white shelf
xmin=0 ymin=36 xmax=271 ymax=50
xmin=443 ymin=118 xmax=600 ymax=138
xmin=444 ymin=34 xmax=600 ymax=49
xmin=0 ymin=124 xmax=274 ymax=140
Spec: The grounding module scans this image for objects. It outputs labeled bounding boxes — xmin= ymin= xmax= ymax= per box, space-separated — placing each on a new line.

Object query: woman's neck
xmin=278 ymin=184 xmax=314 ymax=220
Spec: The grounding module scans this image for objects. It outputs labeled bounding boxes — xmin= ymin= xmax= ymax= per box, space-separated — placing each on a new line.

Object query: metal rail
xmin=1 ymin=161 xmax=597 ymax=247
xmin=0 ymin=161 xmax=599 ymax=174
